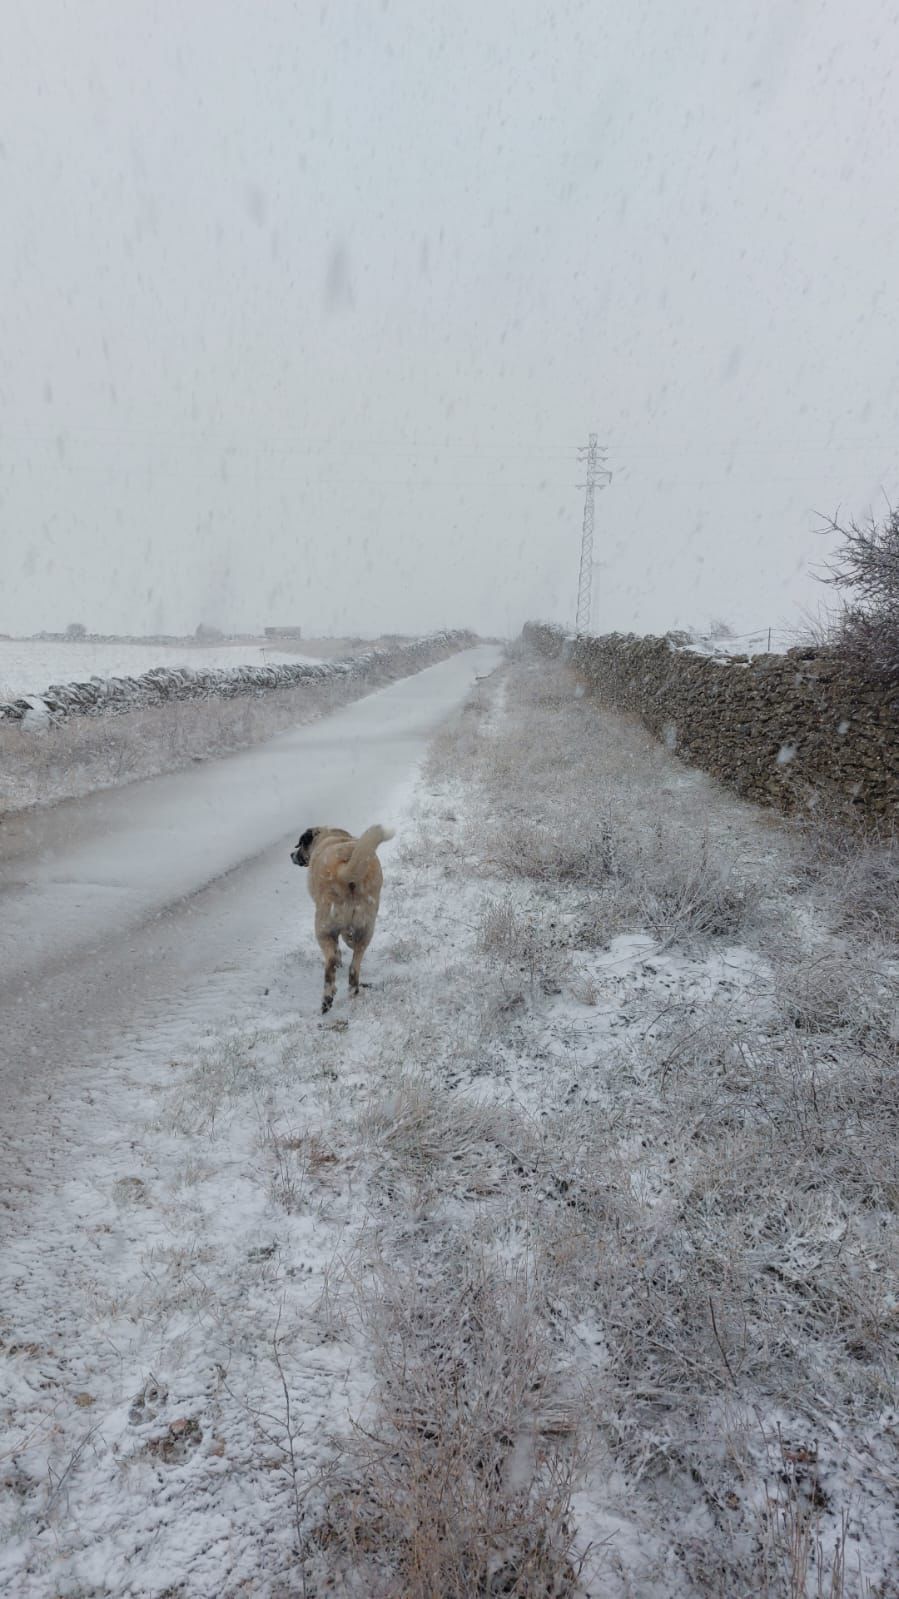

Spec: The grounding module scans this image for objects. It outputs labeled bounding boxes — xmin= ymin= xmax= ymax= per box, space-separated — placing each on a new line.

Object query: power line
xmin=0 ymin=423 xmax=582 ymax=455
xmin=3 ymin=422 xmax=896 ymax=455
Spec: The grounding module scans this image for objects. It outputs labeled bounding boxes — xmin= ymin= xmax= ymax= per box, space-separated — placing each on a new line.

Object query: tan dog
xmin=290 ymin=824 xmax=394 ymax=1013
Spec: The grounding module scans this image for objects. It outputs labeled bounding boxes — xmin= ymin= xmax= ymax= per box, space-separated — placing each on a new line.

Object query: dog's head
xmin=290 ymin=827 xmax=320 ymax=867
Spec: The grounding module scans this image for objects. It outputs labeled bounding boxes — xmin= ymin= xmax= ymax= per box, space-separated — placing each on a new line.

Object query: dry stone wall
xmin=523 ymin=622 xmax=899 ymax=821
xmin=1 ymin=631 xmax=475 ymax=727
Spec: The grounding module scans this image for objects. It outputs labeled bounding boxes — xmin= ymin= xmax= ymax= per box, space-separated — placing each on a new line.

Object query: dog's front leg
xmin=318 ymin=932 xmax=340 ymax=1014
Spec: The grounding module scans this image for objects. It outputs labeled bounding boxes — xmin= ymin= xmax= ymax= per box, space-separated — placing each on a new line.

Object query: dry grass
xmin=355 ymin=1070 xmax=525 ymax=1209
xmin=484 ymin=817 xmax=619 ymax=891
xmin=774 ymin=946 xmax=898 ymax=1044
xmin=481 ymin=814 xmax=760 ymax=954
xmin=433 ymin=660 xmax=773 ymax=962
xmin=286 ymin=1064 xmax=588 ymax=1594
xmin=634 ymin=831 xmax=761 ymax=951
xmin=153 ymin=1033 xmax=264 ymax=1136
xmin=303 ymin=1247 xmax=584 ymax=1599
xmin=477 ymin=899 xmax=567 ymax=996
xmin=797 ymin=815 xmax=899 ymax=944
xmin=0 ymin=675 xmax=355 ymax=813
xmin=759 ymin=1441 xmax=857 ymax=1599
xmin=390 ymin=654 xmax=897 ymax=1595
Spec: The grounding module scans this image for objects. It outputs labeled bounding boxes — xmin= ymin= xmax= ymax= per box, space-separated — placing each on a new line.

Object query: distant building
xmin=265 ymin=626 xmax=304 ymax=639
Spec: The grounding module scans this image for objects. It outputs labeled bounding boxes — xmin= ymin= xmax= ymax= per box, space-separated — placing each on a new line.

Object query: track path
xmin=0 ymin=646 xmax=499 ymax=1139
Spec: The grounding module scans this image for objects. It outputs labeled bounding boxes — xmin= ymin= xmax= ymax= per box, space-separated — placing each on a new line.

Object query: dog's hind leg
xmin=348 ymin=933 xmax=372 ymax=999
xmin=318 ymin=932 xmax=341 ymax=1014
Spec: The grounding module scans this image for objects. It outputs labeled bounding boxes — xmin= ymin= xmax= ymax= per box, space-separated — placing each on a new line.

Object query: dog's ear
xmin=290 ymin=827 xmax=320 ymax=867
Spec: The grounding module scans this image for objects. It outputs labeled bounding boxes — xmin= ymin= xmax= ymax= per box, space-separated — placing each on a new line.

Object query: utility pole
xmin=575 ymin=433 xmax=611 ymax=635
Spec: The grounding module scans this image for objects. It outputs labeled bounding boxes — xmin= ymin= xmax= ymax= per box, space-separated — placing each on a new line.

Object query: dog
xmin=290 ymin=824 xmax=394 ymax=1013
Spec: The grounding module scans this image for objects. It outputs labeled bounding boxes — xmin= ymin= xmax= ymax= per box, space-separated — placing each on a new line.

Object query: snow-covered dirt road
xmin=0 ymin=645 xmax=499 ymax=1120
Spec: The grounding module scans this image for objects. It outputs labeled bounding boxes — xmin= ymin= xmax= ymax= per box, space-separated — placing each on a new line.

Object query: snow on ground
xmin=1 ymin=654 xmax=896 ymax=1597
xmin=0 ymin=641 xmax=314 ymax=701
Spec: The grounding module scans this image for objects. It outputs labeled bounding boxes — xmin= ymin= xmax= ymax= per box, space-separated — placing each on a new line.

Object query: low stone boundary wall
xmin=1 ymin=632 xmax=475 ymax=727
xmin=523 ymin=622 xmax=898 ymax=820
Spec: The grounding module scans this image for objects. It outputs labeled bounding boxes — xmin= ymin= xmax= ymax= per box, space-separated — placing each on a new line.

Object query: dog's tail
xmin=338 ymin=825 xmax=395 ymax=890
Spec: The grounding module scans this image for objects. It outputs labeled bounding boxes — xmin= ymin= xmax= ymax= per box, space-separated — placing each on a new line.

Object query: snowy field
xmin=1 ymin=654 xmax=896 ymax=1597
xmin=0 ymin=640 xmax=312 ymax=701
xmin=681 ymin=626 xmax=798 ymax=658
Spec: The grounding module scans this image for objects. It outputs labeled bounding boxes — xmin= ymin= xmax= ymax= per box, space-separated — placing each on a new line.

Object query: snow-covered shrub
xmin=635 ymin=833 xmax=761 ymax=951
xmin=476 ymin=898 xmax=567 ymax=995
xmin=484 ymin=821 xmax=619 ymax=891
xmin=774 ymin=947 xmax=898 ymax=1045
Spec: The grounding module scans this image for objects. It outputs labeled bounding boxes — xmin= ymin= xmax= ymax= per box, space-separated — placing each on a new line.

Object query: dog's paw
xmin=321 ymin=995 xmax=334 ymax=1015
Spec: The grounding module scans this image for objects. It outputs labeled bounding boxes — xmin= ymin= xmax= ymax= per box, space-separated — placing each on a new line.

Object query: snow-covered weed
xmin=480 ymin=799 xmax=759 ymax=956
xmin=634 ymin=833 xmax=761 ymax=951
xmin=265 ymin=1129 xmax=308 ymax=1215
xmin=303 ymin=1247 xmax=584 ymax=1599
xmin=524 ymin=1070 xmax=894 ymax=1588
xmin=774 ymin=947 xmax=898 ymax=1044
xmin=155 ymin=1033 xmax=263 ymax=1135
xmin=477 ymin=897 xmax=567 ymax=995
xmin=530 ymin=986 xmax=898 ymax=1441
xmin=484 ymin=819 xmax=619 ymax=891
xmin=260 ymin=1121 xmax=342 ymax=1214
xmin=756 ymin=1436 xmax=862 ymax=1599
xmin=798 ymin=815 xmax=899 ymax=944
xmin=356 ymin=1070 xmax=522 ymax=1206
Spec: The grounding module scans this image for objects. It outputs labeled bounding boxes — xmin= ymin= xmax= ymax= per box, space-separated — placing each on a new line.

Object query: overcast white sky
xmin=2 ymin=0 xmax=898 ymax=640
